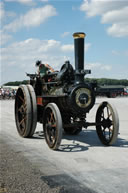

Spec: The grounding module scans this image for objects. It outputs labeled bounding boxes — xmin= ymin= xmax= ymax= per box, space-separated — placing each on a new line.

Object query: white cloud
xmin=112 ymin=50 xmax=120 ymax=56
xmin=85 ymin=42 xmax=91 ymax=52
xmin=1 ymin=38 xmax=61 ymax=68
xmin=86 ymin=62 xmax=111 ymax=71
xmin=80 ymin=0 xmax=128 ymax=37
xmin=80 ymin=0 xmax=128 ymax=17
xmin=0 ymin=31 xmax=12 ymax=46
xmin=1 ymin=38 xmax=72 ymax=84
xmin=0 ymin=2 xmax=5 ymax=21
xmin=0 ymin=1 xmax=16 ymax=25
xmin=101 ymin=6 xmax=128 ymax=24
xmin=61 ymin=44 xmax=74 ymax=52
xmin=3 ymin=5 xmax=57 ymax=32
xmin=112 ymin=49 xmax=128 ymax=57
xmin=107 ymin=23 xmax=128 ymax=37
xmin=40 ymin=0 xmax=49 ymax=2
xmin=4 ymin=0 xmax=34 ymax=5
xmin=61 ymin=43 xmax=91 ymax=52
xmin=1 ymin=37 xmax=92 ymax=84
xmin=61 ymin=32 xmax=70 ymax=38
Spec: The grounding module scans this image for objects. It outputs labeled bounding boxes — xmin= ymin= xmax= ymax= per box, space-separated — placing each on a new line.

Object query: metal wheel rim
xmin=15 ymin=85 xmax=32 ymax=137
xmin=27 ymin=84 xmax=37 ymax=137
xmin=45 ymin=108 xmax=58 ymax=148
xmin=96 ymin=102 xmax=119 ymax=145
xmin=43 ymin=103 xmax=62 ymax=150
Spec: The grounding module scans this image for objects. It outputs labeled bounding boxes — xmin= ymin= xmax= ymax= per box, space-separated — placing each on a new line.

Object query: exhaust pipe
xmin=73 ymin=32 xmax=90 ymax=84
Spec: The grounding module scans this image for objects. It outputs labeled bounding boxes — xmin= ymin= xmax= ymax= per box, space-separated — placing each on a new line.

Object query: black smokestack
xmin=73 ymin=32 xmax=86 ymax=84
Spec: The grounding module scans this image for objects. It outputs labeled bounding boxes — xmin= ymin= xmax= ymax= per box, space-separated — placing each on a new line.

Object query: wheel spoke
xmin=18 ymin=105 xmax=23 ymax=113
xmin=19 ymin=117 xmax=26 ymax=126
xmin=107 ymin=106 xmax=109 ymax=116
xmin=18 ymin=104 xmax=24 ymax=113
xmin=109 ymin=128 xmax=111 ymax=139
xmin=109 ymin=113 xmax=112 ymax=118
xmin=101 ymin=110 xmax=104 ymax=119
xmin=18 ymin=95 xmax=24 ymax=102
xmin=51 ymin=124 xmax=57 ymax=127
xmin=50 ymin=112 xmax=54 ymax=122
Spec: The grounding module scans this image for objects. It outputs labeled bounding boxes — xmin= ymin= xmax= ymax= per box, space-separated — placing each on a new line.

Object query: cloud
xmin=3 ymin=5 xmax=57 ymax=32
xmin=107 ymin=23 xmax=128 ymax=37
xmin=61 ymin=43 xmax=91 ymax=52
xmin=1 ymin=38 xmax=72 ymax=84
xmin=80 ymin=0 xmax=128 ymax=17
xmin=1 ymin=38 xmax=61 ymax=67
xmin=85 ymin=42 xmax=91 ymax=52
xmin=0 ymin=31 xmax=12 ymax=46
xmin=61 ymin=44 xmax=74 ymax=52
xmin=112 ymin=50 xmax=120 ymax=56
xmin=112 ymin=49 xmax=128 ymax=57
xmin=0 ymin=1 xmax=16 ymax=25
xmin=40 ymin=0 xmax=49 ymax=2
xmin=101 ymin=6 xmax=128 ymax=24
xmin=80 ymin=0 xmax=128 ymax=37
xmin=0 ymin=2 xmax=5 ymax=21
xmin=61 ymin=32 xmax=70 ymax=38
xmin=1 ymin=37 xmax=92 ymax=84
xmin=4 ymin=0 xmax=34 ymax=5
xmin=86 ymin=62 xmax=111 ymax=71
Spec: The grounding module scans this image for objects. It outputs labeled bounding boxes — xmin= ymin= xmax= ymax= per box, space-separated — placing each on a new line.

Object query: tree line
xmin=3 ymin=78 xmax=128 ymax=87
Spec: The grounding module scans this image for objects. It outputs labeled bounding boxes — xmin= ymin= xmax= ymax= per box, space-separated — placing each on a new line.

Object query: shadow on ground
xmin=31 ymin=128 xmax=128 ymax=152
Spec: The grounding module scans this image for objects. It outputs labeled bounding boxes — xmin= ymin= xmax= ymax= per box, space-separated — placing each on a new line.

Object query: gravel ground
xmin=0 ymin=138 xmax=61 ymax=193
xmin=0 ymin=138 xmax=96 ymax=193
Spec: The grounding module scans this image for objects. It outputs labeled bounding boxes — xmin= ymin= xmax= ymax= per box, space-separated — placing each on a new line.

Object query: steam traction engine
xmin=15 ymin=32 xmax=119 ymax=150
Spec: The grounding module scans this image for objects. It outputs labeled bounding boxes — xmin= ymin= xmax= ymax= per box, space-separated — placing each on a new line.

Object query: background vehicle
xmin=96 ymin=85 xmax=125 ymax=98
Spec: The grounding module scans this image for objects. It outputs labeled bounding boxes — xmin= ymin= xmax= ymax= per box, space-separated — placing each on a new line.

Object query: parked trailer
xmin=96 ymin=85 xmax=125 ymax=98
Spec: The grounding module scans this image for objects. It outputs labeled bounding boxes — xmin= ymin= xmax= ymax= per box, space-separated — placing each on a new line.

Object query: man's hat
xmin=35 ymin=60 xmax=41 ymax=66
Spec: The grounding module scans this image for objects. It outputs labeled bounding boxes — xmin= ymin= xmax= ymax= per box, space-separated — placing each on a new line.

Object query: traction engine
xmin=15 ymin=32 xmax=119 ymax=150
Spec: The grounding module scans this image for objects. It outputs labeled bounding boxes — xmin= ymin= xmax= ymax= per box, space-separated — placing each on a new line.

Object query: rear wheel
xmin=15 ymin=85 xmax=32 ymax=137
xmin=43 ymin=103 xmax=63 ymax=150
xmin=15 ymin=84 xmax=37 ymax=137
xmin=27 ymin=85 xmax=37 ymax=137
xmin=96 ymin=101 xmax=119 ymax=145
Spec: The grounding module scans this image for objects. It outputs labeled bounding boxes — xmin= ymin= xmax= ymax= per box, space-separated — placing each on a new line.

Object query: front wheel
xmin=43 ymin=103 xmax=63 ymax=150
xmin=96 ymin=101 xmax=119 ymax=145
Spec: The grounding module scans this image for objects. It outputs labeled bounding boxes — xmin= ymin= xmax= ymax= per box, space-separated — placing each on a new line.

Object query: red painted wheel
xmin=15 ymin=85 xmax=37 ymax=137
xmin=43 ymin=103 xmax=63 ymax=150
xmin=27 ymin=85 xmax=37 ymax=137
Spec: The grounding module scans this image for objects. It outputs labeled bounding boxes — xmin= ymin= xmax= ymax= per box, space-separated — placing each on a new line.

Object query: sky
xmin=0 ymin=0 xmax=128 ymax=85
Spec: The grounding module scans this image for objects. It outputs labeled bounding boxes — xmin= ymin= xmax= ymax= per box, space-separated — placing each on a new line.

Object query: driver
xmin=35 ymin=60 xmax=54 ymax=77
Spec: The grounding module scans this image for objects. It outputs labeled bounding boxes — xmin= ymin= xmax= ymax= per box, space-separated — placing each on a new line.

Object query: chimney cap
xmin=73 ymin=32 xmax=86 ymax=39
